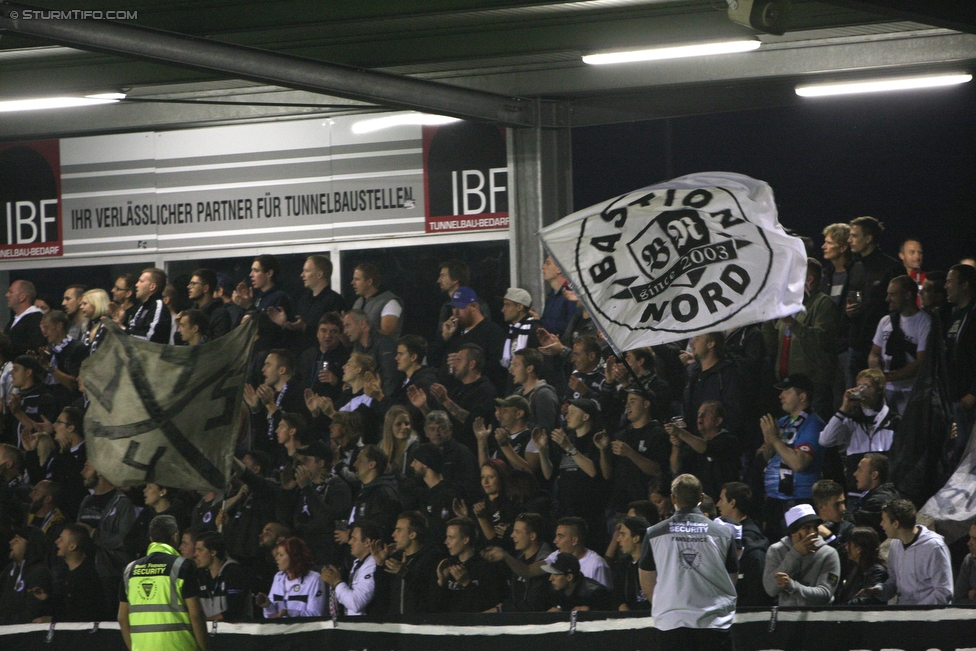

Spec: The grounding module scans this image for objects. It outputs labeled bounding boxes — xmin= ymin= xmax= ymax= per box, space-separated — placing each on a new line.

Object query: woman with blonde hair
xmin=381 ymin=405 xmax=420 ymax=477
xmin=79 ymin=289 xmax=111 ymax=356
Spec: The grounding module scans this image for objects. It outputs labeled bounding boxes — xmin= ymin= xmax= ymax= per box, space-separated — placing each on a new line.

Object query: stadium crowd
xmin=2 ymin=217 xmax=976 ymax=626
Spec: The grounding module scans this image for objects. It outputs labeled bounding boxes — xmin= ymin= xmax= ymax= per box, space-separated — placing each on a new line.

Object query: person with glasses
xmin=22 ymin=407 xmax=87 ymax=520
xmin=187 ymin=269 xmax=231 ymax=340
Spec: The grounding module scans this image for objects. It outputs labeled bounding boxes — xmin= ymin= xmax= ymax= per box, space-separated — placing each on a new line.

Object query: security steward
xmin=639 ymin=474 xmax=738 ymax=651
xmin=119 ymin=515 xmax=209 ymax=651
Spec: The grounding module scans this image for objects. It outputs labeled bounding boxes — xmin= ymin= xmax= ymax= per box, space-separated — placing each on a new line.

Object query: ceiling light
xmin=796 ymin=74 xmax=972 ymax=97
xmin=0 ymin=93 xmax=126 ymax=112
xmin=351 ymin=112 xmax=461 ymax=134
xmin=582 ymin=39 xmax=761 ymax=65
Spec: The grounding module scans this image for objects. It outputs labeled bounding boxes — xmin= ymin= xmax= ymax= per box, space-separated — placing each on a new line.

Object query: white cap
xmin=784 ymin=504 xmax=821 ymax=531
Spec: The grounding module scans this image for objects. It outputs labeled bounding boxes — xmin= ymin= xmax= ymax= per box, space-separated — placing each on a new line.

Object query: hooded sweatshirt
xmin=763 ymin=534 xmax=841 ymax=606
xmin=877 ymin=525 xmax=953 ymax=605
xmin=0 ymin=526 xmax=52 ymax=624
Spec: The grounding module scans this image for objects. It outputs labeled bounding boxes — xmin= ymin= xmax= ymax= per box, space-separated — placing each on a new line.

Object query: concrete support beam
xmin=508 ymin=108 xmax=573 ymax=312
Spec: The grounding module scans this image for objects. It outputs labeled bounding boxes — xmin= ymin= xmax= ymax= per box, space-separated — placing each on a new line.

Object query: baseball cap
xmin=774 ymin=373 xmax=815 ymax=394
xmin=495 ymin=395 xmax=530 ymax=414
xmin=500 ymin=287 xmax=532 ymax=308
xmin=14 ymin=355 xmax=47 ymax=380
xmin=784 ymin=504 xmax=822 ymax=532
xmin=410 ymin=443 xmax=444 ymax=474
xmin=298 ymin=440 xmax=333 ymax=463
xmin=449 ymin=287 xmax=478 ymax=308
xmin=541 ymin=552 xmax=580 ymax=576
xmin=568 ymin=398 xmax=600 ymax=418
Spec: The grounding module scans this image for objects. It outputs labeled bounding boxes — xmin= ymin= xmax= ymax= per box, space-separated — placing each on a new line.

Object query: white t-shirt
xmin=381 ymin=300 xmax=403 ymax=318
xmin=546 ymin=548 xmax=612 ymax=588
xmin=872 ymin=310 xmax=931 ymax=391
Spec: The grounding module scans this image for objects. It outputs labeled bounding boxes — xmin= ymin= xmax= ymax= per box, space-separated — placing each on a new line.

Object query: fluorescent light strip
xmin=583 ymin=39 xmax=760 ymax=65
xmin=796 ymin=74 xmax=972 ymax=97
xmin=0 ymin=93 xmax=126 ymax=112
xmin=351 ymin=112 xmax=461 ymax=134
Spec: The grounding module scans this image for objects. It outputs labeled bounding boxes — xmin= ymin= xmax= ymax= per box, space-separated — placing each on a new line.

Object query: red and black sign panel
xmin=0 ymin=140 xmax=63 ymax=259
xmin=423 ymin=122 xmax=510 ymax=234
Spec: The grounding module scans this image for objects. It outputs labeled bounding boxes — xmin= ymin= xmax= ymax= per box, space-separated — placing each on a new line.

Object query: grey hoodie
xmin=763 ymin=534 xmax=841 ymax=605
xmin=877 ymin=525 xmax=953 ymax=605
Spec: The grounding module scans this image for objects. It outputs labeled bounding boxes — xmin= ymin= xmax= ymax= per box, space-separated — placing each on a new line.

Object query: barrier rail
xmin=2 ymin=607 xmax=974 ymax=651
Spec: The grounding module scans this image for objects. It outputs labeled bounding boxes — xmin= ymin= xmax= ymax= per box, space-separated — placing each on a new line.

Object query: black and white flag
xmin=539 ymin=172 xmax=807 ymax=351
xmin=82 ymin=319 xmax=256 ymax=491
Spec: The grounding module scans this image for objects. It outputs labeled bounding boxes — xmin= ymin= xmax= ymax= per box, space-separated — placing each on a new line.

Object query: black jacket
xmin=52 ymin=555 xmax=108 ymax=622
xmin=437 ymin=553 xmax=505 ymax=613
xmin=127 ymin=293 xmax=171 ymax=344
xmin=738 ymin=518 xmax=773 ymax=607
xmin=683 ymin=357 xmax=745 ymax=437
xmin=390 ymin=366 xmax=439 ymax=433
xmin=946 ymin=302 xmax=976 ymax=401
xmin=835 ymin=562 xmax=888 ymax=605
xmin=6 ymin=309 xmax=45 ymax=358
xmin=847 ymin=482 xmax=900 ymax=541
xmin=544 ymin=576 xmax=614 ymax=612
xmin=0 ymin=527 xmax=51 ymax=624
xmin=225 ymin=470 xmax=280 ymax=561
xmin=847 ymin=248 xmax=901 ymax=354
xmin=388 ymin=544 xmax=444 ymax=614
xmin=353 ymin=474 xmax=401 ymax=539
xmin=291 ymin=476 xmax=352 ymax=566
xmin=199 ymin=298 xmax=233 ymax=340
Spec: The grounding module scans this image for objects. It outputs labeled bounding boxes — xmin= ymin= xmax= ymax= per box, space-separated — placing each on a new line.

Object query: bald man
xmin=6 ymin=280 xmax=46 ymax=357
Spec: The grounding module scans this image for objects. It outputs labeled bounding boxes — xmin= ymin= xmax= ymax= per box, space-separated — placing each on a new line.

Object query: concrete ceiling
xmin=0 ymin=0 xmax=974 ymax=139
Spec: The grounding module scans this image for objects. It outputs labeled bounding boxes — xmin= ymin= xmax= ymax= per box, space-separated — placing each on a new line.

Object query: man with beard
xmin=431 ymin=287 xmax=505 ymax=390
xmin=26 ymin=480 xmax=67 ymax=569
xmin=60 ymin=285 xmax=87 ymax=343
xmin=77 ymin=460 xmax=136 ymax=616
xmin=410 ymin=344 xmax=496 ymax=452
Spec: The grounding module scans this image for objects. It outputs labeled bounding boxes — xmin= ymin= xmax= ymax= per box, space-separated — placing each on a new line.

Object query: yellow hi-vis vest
xmin=123 ymin=542 xmax=197 ymax=651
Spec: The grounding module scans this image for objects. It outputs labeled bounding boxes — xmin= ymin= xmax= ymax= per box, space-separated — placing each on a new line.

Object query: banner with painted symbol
xmin=82 ymin=319 xmax=256 ymax=491
xmin=539 ymin=172 xmax=807 ymax=352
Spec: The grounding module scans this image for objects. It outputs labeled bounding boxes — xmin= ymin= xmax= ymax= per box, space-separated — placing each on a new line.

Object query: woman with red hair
xmin=455 ymin=460 xmax=517 ymax=545
xmin=255 ymin=537 xmax=325 ymax=618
